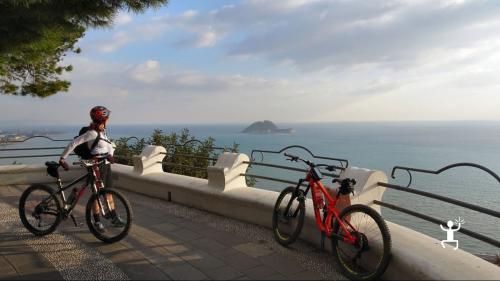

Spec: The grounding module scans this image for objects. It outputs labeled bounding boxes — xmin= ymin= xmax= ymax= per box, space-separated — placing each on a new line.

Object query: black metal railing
xmin=0 ymin=136 xmax=74 ymax=160
xmin=0 ymin=135 xmax=136 ymax=162
xmin=0 ymin=136 xmax=226 ymax=177
xmin=240 ymin=145 xmax=347 ymax=187
xmin=1 ymin=135 xmax=71 ymax=143
xmin=375 ymin=162 xmax=500 ymax=248
xmin=250 ymin=145 xmax=349 ymax=168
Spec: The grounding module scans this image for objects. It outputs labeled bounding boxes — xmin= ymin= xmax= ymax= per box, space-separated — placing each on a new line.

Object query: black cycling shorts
xmin=87 ymin=162 xmax=113 ymax=188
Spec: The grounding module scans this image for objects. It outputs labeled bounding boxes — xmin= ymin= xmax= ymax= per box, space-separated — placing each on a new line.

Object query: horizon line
xmin=1 ymin=119 xmax=500 ymax=128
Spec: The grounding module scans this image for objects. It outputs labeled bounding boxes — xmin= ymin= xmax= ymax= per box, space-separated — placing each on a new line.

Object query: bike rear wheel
xmin=86 ymin=189 xmax=133 ymax=243
xmin=272 ymin=186 xmax=305 ymax=246
xmin=19 ymin=184 xmax=63 ymax=236
xmin=331 ymin=204 xmax=391 ymax=280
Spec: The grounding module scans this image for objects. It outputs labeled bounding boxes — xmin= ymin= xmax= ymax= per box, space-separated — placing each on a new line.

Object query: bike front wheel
xmin=331 ymin=204 xmax=391 ymax=280
xmin=86 ymin=189 xmax=133 ymax=243
xmin=19 ymin=184 xmax=63 ymax=236
xmin=272 ymin=186 xmax=305 ymax=246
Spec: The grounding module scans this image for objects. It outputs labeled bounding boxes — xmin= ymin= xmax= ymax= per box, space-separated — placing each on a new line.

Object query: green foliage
xmin=113 ymin=137 xmax=147 ymax=166
xmin=113 ymin=128 xmax=258 ymax=185
xmin=113 ymin=128 xmax=233 ymax=180
xmin=0 ymin=0 xmax=168 ymax=98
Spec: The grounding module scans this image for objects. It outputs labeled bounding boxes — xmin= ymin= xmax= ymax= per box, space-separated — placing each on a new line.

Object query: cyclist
xmin=58 ymin=106 xmax=125 ymax=232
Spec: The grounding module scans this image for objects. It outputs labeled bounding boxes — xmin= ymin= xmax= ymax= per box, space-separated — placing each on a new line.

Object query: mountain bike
xmin=272 ymin=153 xmax=391 ymax=280
xmin=19 ymin=159 xmax=132 ymax=243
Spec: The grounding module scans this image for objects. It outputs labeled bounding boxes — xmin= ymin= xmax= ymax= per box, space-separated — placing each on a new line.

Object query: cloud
xmin=195 ymin=31 xmax=218 ymax=47
xmin=94 ymin=16 xmax=170 ymax=53
xmin=114 ymin=12 xmax=133 ymax=25
xmin=175 ymin=30 xmax=219 ymax=48
xmin=51 ymin=57 xmax=344 ymax=124
xmin=180 ymin=9 xmax=199 ymax=20
xmin=4 ymin=1 xmax=500 ymax=125
xmin=167 ymin=0 xmax=500 ymax=72
xmin=97 ymin=31 xmax=134 ymax=53
xmin=130 ymin=60 xmax=162 ymax=83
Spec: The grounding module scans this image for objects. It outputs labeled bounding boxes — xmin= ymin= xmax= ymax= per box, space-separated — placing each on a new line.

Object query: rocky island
xmin=241 ymin=120 xmax=295 ymax=134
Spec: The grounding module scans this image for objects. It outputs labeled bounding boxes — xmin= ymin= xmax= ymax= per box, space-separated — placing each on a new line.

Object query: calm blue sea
xmin=1 ymin=121 xmax=499 ymax=255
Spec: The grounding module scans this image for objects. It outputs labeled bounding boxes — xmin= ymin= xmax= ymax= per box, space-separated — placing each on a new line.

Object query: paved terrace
xmin=0 ymin=185 xmax=345 ymax=280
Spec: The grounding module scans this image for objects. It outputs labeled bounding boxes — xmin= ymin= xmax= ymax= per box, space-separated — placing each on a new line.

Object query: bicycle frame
xmin=41 ymin=162 xmax=109 ymax=217
xmin=292 ymin=170 xmax=358 ymax=245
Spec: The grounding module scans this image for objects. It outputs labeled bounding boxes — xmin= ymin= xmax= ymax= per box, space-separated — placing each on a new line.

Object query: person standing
xmin=59 ymin=106 xmax=124 ymax=232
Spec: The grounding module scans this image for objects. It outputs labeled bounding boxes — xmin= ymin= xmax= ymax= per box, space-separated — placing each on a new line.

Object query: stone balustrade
xmin=1 ymin=146 xmax=499 ymax=280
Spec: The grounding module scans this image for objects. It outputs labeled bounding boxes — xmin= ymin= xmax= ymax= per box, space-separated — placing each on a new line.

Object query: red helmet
xmin=90 ymin=106 xmax=110 ymax=123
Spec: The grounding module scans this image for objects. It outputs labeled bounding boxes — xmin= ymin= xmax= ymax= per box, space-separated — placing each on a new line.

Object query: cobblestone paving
xmin=0 ymin=185 xmax=345 ymax=280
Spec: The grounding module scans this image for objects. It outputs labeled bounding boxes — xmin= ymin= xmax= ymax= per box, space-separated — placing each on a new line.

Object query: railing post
xmin=339 ymin=167 xmax=388 ymax=214
xmin=207 ymin=152 xmax=250 ymax=191
xmin=133 ymin=145 xmax=166 ymax=175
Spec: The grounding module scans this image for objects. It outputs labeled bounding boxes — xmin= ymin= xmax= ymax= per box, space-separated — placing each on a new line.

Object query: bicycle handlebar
xmin=284 ymin=153 xmax=338 ymax=171
xmin=284 ymin=153 xmax=299 ymax=162
xmin=284 ymin=153 xmax=313 ymax=166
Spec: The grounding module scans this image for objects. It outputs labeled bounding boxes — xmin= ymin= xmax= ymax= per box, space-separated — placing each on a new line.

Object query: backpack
xmin=74 ymin=126 xmax=101 ymax=160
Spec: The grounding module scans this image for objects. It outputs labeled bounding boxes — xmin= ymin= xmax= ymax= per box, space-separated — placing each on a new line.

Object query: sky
xmin=2 ymin=0 xmax=500 ymax=125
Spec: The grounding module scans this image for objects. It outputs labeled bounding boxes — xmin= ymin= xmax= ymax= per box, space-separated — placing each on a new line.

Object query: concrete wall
xmin=114 ymin=146 xmax=500 ymax=280
xmin=1 ymin=146 xmax=500 ymax=280
xmin=0 ymin=164 xmax=86 ymax=186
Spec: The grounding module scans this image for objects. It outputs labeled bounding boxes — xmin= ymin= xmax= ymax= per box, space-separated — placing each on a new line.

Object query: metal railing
xmin=1 ymin=135 xmax=71 ymax=143
xmin=0 ymin=136 xmax=225 ymax=180
xmin=4 ymin=136 xmax=499 ymax=249
xmin=0 ymin=136 xmax=74 ymax=160
xmin=241 ymin=145 xmax=347 ymax=187
xmin=374 ymin=162 xmax=500 ymax=248
xmin=0 ymin=135 xmax=137 ymax=162
xmin=250 ymin=145 xmax=349 ymax=168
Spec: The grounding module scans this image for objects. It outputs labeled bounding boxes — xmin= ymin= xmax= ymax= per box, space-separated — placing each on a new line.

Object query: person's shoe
xmin=111 ymin=215 xmax=126 ymax=227
xmin=94 ymin=221 xmax=105 ymax=233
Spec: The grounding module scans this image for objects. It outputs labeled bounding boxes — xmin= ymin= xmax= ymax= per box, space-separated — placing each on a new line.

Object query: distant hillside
xmin=241 ymin=120 xmax=295 ymax=134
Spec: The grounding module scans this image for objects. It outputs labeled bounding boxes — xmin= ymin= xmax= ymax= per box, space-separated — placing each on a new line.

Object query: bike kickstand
xmin=70 ymin=214 xmax=79 ymax=227
xmin=320 ymin=232 xmax=325 ymax=252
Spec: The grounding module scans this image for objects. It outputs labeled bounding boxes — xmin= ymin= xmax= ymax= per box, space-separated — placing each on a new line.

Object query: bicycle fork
xmin=90 ymin=165 xmax=113 ymax=218
xmin=283 ymin=180 xmax=306 ymax=220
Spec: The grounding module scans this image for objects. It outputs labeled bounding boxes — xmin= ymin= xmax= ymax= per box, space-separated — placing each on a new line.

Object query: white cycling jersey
xmin=61 ymin=129 xmax=114 ymax=160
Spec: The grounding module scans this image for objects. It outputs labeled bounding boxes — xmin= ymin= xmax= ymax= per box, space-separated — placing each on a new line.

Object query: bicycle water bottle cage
xmin=45 ymin=161 xmax=60 ymax=178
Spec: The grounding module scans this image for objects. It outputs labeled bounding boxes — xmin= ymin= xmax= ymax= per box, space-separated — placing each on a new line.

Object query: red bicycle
xmin=272 ymin=153 xmax=391 ymax=280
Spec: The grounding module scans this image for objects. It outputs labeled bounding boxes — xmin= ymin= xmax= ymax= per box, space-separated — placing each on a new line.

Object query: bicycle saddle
xmin=45 ymin=161 xmax=60 ymax=178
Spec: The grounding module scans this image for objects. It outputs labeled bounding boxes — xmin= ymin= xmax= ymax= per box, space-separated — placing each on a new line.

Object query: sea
xmin=1 ymin=121 xmax=499 ymax=255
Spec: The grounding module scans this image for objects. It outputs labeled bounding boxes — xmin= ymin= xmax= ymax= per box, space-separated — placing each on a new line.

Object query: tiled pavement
xmin=0 ymin=185 xmax=345 ymax=280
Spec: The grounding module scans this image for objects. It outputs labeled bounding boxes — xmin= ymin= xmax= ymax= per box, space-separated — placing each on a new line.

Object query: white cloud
xmin=195 ymin=31 xmax=217 ymax=47
xmin=98 ymin=31 xmax=134 ymax=53
xmin=168 ymin=0 xmax=500 ymax=73
xmin=51 ymin=58 xmax=339 ymax=123
xmin=130 ymin=60 xmax=162 ymax=83
xmin=115 ymin=12 xmax=133 ymax=25
xmin=4 ymin=1 xmax=500 ymax=124
xmin=94 ymin=17 xmax=170 ymax=53
xmin=180 ymin=9 xmax=199 ymax=20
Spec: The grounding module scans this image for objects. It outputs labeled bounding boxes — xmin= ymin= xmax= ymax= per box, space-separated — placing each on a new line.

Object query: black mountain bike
xmin=19 ymin=159 xmax=132 ymax=243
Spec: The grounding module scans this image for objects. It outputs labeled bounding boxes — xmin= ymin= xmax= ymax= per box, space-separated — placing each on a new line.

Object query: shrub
xmin=112 ymin=128 xmax=245 ymax=181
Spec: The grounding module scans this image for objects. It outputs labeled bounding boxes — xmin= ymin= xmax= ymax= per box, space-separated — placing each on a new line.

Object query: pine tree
xmin=0 ymin=0 xmax=168 ymax=98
